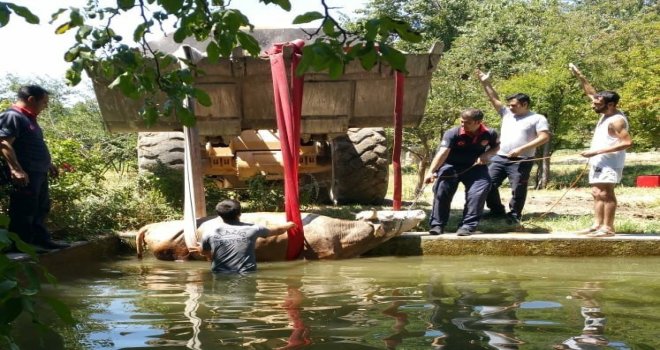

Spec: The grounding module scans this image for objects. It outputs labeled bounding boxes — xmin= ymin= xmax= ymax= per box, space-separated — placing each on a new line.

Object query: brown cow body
xmin=136 ymin=210 xmax=425 ymax=261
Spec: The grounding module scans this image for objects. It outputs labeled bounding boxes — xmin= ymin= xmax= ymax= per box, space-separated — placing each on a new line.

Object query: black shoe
xmin=456 ymin=227 xmax=474 ymax=236
xmin=429 ymin=226 xmax=444 ymax=235
xmin=505 ymin=212 xmax=522 ymax=225
xmin=35 ymin=240 xmax=71 ymax=250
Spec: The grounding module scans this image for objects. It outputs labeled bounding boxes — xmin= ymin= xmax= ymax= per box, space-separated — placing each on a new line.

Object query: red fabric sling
xmin=266 ymin=40 xmax=306 ymax=260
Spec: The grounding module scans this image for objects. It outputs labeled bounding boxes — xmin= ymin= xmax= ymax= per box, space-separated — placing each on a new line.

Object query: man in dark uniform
xmin=0 ymin=85 xmax=70 ymax=251
xmin=424 ymin=108 xmax=500 ymax=236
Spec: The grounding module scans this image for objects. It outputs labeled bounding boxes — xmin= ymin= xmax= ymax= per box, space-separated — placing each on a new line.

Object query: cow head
xmin=355 ymin=209 xmax=425 ymax=238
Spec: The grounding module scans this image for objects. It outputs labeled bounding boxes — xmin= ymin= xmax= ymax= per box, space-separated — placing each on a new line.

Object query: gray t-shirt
xmin=200 ymin=219 xmax=269 ymax=274
xmin=498 ymin=107 xmax=549 ymax=158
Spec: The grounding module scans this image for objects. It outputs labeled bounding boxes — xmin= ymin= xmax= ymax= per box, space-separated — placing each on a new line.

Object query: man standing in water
xmin=191 ymin=199 xmax=296 ymax=274
xmin=475 ymin=69 xmax=551 ymax=225
xmin=569 ymin=63 xmax=632 ymax=237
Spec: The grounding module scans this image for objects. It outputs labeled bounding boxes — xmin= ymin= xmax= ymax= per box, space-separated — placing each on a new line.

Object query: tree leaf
xmin=206 ymin=41 xmax=220 ymax=63
xmin=193 ymin=88 xmax=212 ymax=107
xmin=176 ymin=105 xmax=196 ymax=126
xmin=55 ymin=22 xmax=71 ymax=35
xmin=236 ymin=31 xmax=260 ymax=56
xmin=292 ymin=11 xmax=324 ymax=24
xmin=328 ymin=59 xmax=343 ymax=79
xmin=160 ymin=0 xmax=184 ymax=13
xmin=6 ymin=3 xmax=39 ymax=24
xmin=42 ymin=296 xmax=76 ymax=325
xmin=117 ymin=0 xmax=135 ymax=11
xmin=322 ymin=18 xmax=339 ymax=38
xmin=395 ymin=27 xmax=422 ymax=43
xmin=262 ymin=0 xmax=291 ymax=11
xmin=64 ymin=47 xmax=80 ymax=62
xmin=133 ymin=22 xmax=148 ymax=42
xmin=379 ymin=44 xmax=407 ymax=73
xmin=0 ymin=297 xmax=23 ymax=324
xmin=0 ymin=6 xmax=9 ymax=28
xmin=358 ymin=47 xmax=378 ymax=71
xmin=173 ymin=27 xmax=187 ymax=43
xmin=0 ymin=280 xmax=18 ymax=295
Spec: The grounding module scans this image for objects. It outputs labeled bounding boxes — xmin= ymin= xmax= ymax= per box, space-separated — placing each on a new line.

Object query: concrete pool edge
xmin=113 ymin=231 xmax=660 ymax=257
xmin=7 ymin=232 xmax=659 ymax=263
xmin=363 ymin=232 xmax=660 ymax=257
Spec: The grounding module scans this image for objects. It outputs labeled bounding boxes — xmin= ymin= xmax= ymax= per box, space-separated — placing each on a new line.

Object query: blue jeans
xmin=486 ymin=155 xmax=534 ymax=217
xmin=429 ymin=164 xmax=491 ymax=231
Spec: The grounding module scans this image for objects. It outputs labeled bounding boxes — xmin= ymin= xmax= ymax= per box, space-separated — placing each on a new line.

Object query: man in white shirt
xmin=476 ymin=69 xmax=551 ymax=225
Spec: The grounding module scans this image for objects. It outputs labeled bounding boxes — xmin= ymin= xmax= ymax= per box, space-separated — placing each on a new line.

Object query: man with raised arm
xmin=475 ymin=69 xmax=551 ymax=225
xmin=424 ymin=108 xmax=499 ymax=236
xmin=191 ymin=199 xmax=296 ymax=274
xmin=569 ymin=63 xmax=632 ymax=237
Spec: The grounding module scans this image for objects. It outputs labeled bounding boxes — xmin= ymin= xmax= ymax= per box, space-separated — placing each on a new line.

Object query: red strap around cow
xmin=266 ymin=40 xmax=306 ymax=260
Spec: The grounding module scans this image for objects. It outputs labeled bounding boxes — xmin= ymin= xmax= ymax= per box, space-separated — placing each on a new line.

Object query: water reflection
xmin=554 ymin=282 xmax=630 ymax=350
xmin=26 ymin=256 xmax=660 ymax=349
xmin=275 ymin=278 xmax=311 ymax=350
xmin=427 ymin=275 xmax=526 ymax=349
xmin=380 ymin=289 xmax=426 ymax=349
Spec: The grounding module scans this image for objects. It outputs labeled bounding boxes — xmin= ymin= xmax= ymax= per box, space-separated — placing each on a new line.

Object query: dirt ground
xmin=438 ymin=151 xmax=659 ymax=221
xmin=524 ymin=187 xmax=657 ymax=220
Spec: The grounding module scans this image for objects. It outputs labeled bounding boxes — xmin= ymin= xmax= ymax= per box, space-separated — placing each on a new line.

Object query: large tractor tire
xmin=137 ymin=132 xmax=185 ymax=173
xmin=330 ymin=128 xmax=389 ymax=205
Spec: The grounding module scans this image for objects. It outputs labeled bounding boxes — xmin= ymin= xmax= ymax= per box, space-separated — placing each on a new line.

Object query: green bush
xmin=0 ymin=214 xmax=75 ymax=349
xmin=48 ymin=174 xmax=181 ymax=240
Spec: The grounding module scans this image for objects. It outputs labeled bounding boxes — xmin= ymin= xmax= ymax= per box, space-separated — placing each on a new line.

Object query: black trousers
xmin=429 ymin=164 xmax=491 ymax=231
xmin=8 ymin=171 xmax=52 ymax=245
xmin=486 ymin=155 xmax=534 ymax=217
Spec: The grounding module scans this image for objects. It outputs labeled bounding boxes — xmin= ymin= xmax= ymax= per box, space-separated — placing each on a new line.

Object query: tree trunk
xmin=536 ymin=142 xmax=551 ymax=189
xmin=416 ymin=156 xmax=430 ymax=195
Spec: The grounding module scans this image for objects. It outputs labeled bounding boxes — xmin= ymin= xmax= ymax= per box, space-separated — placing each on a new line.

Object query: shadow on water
xmin=15 ymin=255 xmax=660 ymax=349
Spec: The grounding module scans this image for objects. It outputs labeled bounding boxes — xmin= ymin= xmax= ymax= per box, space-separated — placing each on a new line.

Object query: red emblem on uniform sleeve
xmin=457 ymin=141 xmax=465 ymax=146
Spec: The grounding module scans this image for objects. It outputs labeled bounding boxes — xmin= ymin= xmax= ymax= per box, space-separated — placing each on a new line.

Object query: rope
xmin=403 ymin=153 xmax=589 ymax=224
xmin=533 ymin=162 xmax=590 ymax=221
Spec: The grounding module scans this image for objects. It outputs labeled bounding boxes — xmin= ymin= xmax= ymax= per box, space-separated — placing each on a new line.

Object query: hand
xmin=506 ymin=148 xmax=522 ymax=158
xmin=49 ymin=164 xmax=59 ymax=178
xmin=188 ymin=243 xmax=202 ymax=254
xmin=10 ymin=168 xmax=29 ymax=187
xmin=568 ymin=63 xmax=582 ymax=77
xmin=475 ymin=155 xmax=490 ymax=165
xmin=285 ymin=221 xmax=297 ymax=230
xmin=424 ymin=173 xmax=437 ymax=184
xmin=475 ymin=68 xmax=491 ymax=82
xmin=580 ymin=150 xmax=598 ymax=158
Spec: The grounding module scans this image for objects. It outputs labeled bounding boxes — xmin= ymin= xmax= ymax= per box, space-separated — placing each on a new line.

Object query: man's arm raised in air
xmin=569 ymin=63 xmax=598 ymax=100
xmin=475 ymin=69 xmax=504 ymax=112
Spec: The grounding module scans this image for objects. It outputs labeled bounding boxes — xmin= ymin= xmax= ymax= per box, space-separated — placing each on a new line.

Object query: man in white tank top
xmin=569 ymin=64 xmax=633 ymax=237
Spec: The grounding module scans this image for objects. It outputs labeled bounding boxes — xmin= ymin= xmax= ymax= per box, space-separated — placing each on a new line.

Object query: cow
xmin=136 ymin=210 xmax=425 ymax=261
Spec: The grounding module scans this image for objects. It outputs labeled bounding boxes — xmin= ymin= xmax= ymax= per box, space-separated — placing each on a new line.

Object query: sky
xmin=0 ymin=0 xmax=367 ymax=79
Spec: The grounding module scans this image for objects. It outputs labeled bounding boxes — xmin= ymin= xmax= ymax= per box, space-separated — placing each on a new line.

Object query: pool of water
xmin=18 ymin=255 xmax=660 ymax=349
